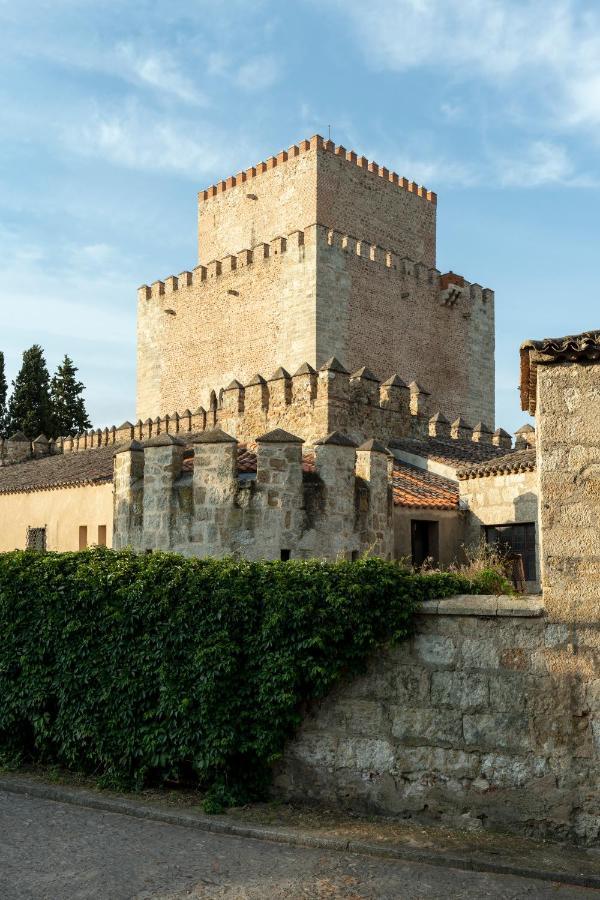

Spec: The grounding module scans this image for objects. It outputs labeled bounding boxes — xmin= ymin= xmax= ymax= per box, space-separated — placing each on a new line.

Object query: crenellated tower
xmin=137 ymin=135 xmax=495 ymax=427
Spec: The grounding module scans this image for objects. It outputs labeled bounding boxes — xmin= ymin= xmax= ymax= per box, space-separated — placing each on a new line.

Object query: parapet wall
xmin=275 ymin=598 xmax=600 ymax=845
xmin=113 ymin=430 xmax=394 ymax=562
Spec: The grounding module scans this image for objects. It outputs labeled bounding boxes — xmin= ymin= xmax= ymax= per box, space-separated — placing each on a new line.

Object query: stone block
xmin=437 ymin=595 xmax=498 ymax=616
xmin=412 ymin=634 xmax=457 ymax=666
xmin=461 ymin=638 xmax=500 ymax=670
xmin=430 ymin=671 xmax=489 ymax=710
xmin=463 ymin=713 xmax=531 ymax=752
xmin=335 ymin=738 xmax=395 ymax=773
xmin=391 ymin=708 xmax=463 ymax=745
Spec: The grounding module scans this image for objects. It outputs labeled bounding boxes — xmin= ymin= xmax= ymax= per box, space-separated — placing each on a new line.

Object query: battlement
xmin=113 ymin=428 xmax=394 ymax=561
xmin=138 ymin=223 xmax=492 ymax=306
xmin=58 ymin=349 xmax=508 ymax=465
xmin=198 ymin=135 xmax=436 ymax=207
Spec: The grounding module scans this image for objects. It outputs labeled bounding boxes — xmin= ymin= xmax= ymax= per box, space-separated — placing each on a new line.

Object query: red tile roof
xmin=392 ymin=460 xmax=459 ymax=510
xmin=457 ymin=448 xmax=536 ymax=479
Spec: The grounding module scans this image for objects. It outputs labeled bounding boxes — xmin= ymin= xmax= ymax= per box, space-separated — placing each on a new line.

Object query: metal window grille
xmin=484 ymin=523 xmax=536 ymax=581
xmin=26 ymin=526 xmax=47 ymax=552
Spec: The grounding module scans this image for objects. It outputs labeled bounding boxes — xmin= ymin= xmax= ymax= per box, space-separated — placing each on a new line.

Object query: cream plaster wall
xmin=0 ymin=483 xmax=113 ymax=552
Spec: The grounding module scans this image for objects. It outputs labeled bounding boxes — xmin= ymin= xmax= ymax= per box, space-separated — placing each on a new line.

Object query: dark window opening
xmin=351 ymin=550 xmax=359 ymax=562
xmin=484 ymin=523 xmax=536 ymax=582
xmin=26 ymin=526 xmax=46 ymax=552
xmin=280 ymin=549 xmax=291 ymax=561
xmin=79 ymin=525 xmax=88 ymax=550
xmin=411 ymin=520 xmax=439 ymax=568
xmin=97 ymin=525 xmax=107 ymax=547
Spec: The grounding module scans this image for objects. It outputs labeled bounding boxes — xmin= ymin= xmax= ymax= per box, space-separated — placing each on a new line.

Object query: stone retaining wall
xmin=275 ymin=596 xmax=600 ymax=845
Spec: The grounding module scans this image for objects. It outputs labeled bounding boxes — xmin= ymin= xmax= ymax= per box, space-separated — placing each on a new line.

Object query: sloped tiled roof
xmin=0 ymin=439 xmax=459 ymax=510
xmin=390 ymin=436 xmax=510 ymax=467
xmin=0 ymin=444 xmax=117 ymax=495
xmin=520 ymin=329 xmax=600 ymax=414
xmin=392 ymin=460 xmax=459 ymax=510
xmin=458 ymin=448 xmax=536 ymax=479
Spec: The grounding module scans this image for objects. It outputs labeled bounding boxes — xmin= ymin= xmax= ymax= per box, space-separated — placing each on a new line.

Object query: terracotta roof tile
xmin=392 ymin=461 xmax=459 ymax=510
xmin=0 ymin=444 xmax=116 ymax=495
xmin=520 ymin=329 xmax=600 ymax=414
xmin=390 ymin=436 xmax=509 ymax=467
xmin=457 ymin=448 xmax=536 ymax=479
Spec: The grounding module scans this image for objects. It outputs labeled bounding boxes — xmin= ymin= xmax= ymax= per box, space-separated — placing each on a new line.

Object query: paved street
xmin=0 ymin=791 xmax=597 ymax=899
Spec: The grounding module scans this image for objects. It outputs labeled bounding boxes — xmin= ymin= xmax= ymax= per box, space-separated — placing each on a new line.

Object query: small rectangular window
xmin=280 ymin=549 xmax=291 ymax=561
xmin=485 ymin=523 xmax=536 ymax=582
xmin=97 ymin=525 xmax=107 ymax=547
xmin=26 ymin=526 xmax=46 ymax=552
xmin=78 ymin=525 xmax=88 ymax=551
xmin=351 ymin=550 xmax=359 ymax=562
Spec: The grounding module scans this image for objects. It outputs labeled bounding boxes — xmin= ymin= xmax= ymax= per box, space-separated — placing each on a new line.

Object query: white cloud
xmin=63 ymin=104 xmax=245 ymax=177
xmin=235 ymin=55 xmax=280 ymax=91
xmin=114 ymin=42 xmax=207 ymax=106
xmin=334 ymin=0 xmax=600 ymax=136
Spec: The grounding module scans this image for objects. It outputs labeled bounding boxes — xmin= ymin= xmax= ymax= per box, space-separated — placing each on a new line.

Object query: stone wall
xmin=459 ymin=469 xmax=539 ymax=591
xmin=137 ymin=223 xmax=494 ymax=427
xmin=136 ymin=229 xmax=316 ymax=422
xmin=113 ymin=430 xmax=394 ymax=561
xmin=275 ymin=597 xmax=600 ymax=845
xmin=197 ymin=136 xmax=436 ymax=266
xmin=536 ymin=361 xmax=600 ymax=622
xmin=318 ymin=231 xmax=495 ymax=427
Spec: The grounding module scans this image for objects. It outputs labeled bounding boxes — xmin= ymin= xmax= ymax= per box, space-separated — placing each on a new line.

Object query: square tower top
xmin=197 ymin=135 xmax=437 ymax=267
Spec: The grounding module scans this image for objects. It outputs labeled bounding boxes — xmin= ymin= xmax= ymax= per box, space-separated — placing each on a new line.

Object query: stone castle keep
xmin=137 ymin=135 xmax=495 ymax=428
xmin=0 ymin=135 xmax=599 ymax=844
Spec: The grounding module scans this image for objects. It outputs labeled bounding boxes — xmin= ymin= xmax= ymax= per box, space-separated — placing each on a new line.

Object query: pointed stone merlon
xmin=113 ymin=440 xmax=145 ymax=549
xmin=349 ymin=366 xmax=380 ymax=405
xmin=355 ymin=440 xmax=394 ymax=559
xmin=428 ymin=412 xmax=451 ymax=439
xmin=314 ymin=433 xmax=360 ymax=556
xmin=6 ymin=431 xmax=31 ymax=464
xmin=256 ymin=430 xmax=304 ymax=541
xmin=493 ymin=428 xmax=513 ymax=450
xmin=514 ymin=423 xmax=536 ymax=449
xmin=409 ymin=381 xmax=431 ymax=417
xmin=192 ymin=429 xmax=238 ymax=508
xmin=32 ymin=434 xmax=50 ymax=459
xmin=451 ymin=417 xmax=473 ymax=440
xmin=318 ymin=357 xmax=350 ymax=401
xmin=472 ymin=422 xmax=493 ymax=444
xmin=142 ymin=433 xmax=186 ymax=550
xmin=380 ymin=374 xmax=410 ymax=411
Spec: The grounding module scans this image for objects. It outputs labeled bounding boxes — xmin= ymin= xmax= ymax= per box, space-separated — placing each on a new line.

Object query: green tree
xmin=50 ymin=355 xmax=91 ymax=436
xmin=0 ymin=351 xmax=7 ymax=438
xmin=7 ymin=345 xmax=54 ymax=439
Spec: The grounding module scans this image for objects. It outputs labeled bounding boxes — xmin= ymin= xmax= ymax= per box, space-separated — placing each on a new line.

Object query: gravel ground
xmin=0 ymin=791 xmax=598 ymax=899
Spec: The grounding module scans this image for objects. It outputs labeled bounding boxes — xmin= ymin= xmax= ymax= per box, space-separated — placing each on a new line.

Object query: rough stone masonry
xmin=136 ymin=136 xmax=494 ymax=427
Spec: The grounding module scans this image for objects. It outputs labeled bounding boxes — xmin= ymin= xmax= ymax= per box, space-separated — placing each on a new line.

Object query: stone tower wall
xmin=197 ymin=136 xmax=436 ymax=266
xmin=137 ymin=223 xmax=494 ymax=426
xmin=136 ymin=229 xmax=317 ymax=422
xmin=316 ymin=229 xmax=494 ymax=426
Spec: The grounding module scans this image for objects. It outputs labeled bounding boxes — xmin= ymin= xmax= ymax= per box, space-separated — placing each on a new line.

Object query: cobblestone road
xmin=0 ymin=791 xmax=597 ymax=899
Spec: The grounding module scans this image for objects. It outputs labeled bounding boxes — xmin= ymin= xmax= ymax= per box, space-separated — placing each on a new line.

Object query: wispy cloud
xmin=114 ymin=43 xmax=207 ymax=105
xmin=234 ymin=54 xmax=281 ymax=91
xmin=333 ymin=0 xmax=600 ymax=137
xmin=62 ymin=103 xmax=248 ymax=177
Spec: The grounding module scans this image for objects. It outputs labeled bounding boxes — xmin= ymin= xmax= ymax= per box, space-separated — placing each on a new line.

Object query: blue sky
xmin=1 ymin=0 xmax=599 ymax=434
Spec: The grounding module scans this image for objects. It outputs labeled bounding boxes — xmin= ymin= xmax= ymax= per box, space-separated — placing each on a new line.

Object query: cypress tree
xmin=0 ymin=351 xmax=7 ymax=439
xmin=7 ymin=345 xmax=55 ymax=439
xmin=50 ymin=355 xmax=91 ymax=437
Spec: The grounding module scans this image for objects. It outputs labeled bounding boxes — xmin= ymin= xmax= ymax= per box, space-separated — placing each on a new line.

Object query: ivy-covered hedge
xmin=0 ymin=549 xmax=484 ymax=809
